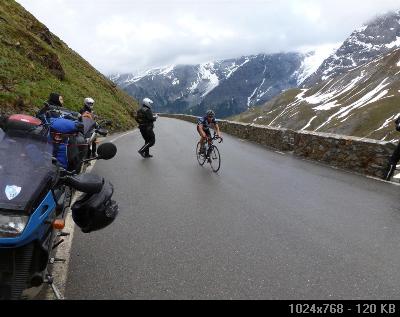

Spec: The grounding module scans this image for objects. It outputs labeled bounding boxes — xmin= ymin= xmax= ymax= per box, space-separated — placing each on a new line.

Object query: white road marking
xmin=110 ymin=130 xmax=136 ymax=143
xmin=366 ymin=175 xmax=400 ymax=186
xmin=45 ymin=129 xmax=137 ymax=299
xmin=45 ymin=162 xmax=96 ymax=300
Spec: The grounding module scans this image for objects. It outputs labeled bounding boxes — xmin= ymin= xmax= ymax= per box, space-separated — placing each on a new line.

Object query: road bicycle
xmin=196 ymin=132 xmax=223 ymax=173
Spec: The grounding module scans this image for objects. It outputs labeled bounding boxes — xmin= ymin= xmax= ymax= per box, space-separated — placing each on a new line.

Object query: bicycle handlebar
xmin=211 ymin=135 xmax=223 ymax=143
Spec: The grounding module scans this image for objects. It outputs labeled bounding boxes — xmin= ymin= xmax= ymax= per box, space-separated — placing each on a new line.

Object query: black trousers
xmin=383 ymin=140 xmax=400 ymax=180
xmin=139 ymin=125 xmax=155 ymax=155
xmin=389 ymin=140 xmax=400 ymax=165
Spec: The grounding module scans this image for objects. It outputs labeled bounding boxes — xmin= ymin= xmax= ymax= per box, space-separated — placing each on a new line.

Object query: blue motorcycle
xmin=0 ymin=115 xmax=118 ymax=300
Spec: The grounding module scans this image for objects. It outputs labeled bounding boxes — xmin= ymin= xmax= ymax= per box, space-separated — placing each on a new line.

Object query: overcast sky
xmin=16 ymin=0 xmax=400 ymax=74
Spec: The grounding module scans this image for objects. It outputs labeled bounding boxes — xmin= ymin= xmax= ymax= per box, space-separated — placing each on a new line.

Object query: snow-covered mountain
xmin=110 ymin=49 xmax=334 ymax=118
xmin=303 ymin=10 xmax=400 ymax=87
xmin=232 ymin=9 xmax=400 ymax=141
xmin=232 ymin=11 xmax=400 ymax=141
xmin=233 ymin=47 xmax=400 ymax=140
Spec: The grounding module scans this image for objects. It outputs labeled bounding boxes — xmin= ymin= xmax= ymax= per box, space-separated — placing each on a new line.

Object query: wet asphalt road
xmin=65 ymin=117 xmax=400 ymax=300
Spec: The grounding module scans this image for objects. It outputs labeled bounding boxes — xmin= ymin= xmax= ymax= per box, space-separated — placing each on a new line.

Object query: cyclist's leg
xmin=197 ymin=125 xmax=207 ymax=153
xmin=204 ymin=129 xmax=212 ymax=154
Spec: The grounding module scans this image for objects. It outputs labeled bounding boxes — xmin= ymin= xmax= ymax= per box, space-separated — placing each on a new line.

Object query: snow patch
xmin=301 ymin=116 xmax=318 ymax=131
xmin=374 ymin=114 xmax=399 ymax=133
xmin=315 ymin=79 xmax=390 ymax=131
xmin=355 ymin=25 xmax=367 ymax=33
xmin=248 ymin=78 xmax=267 ymax=106
xmin=386 ymin=37 xmax=400 ymax=49
xmin=313 ymin=101 xmax=340 ymax=111
xmin=226 ymin=58 xmax=250 ymax=79
xmin=159 ymin=65 xmax=175 ymax=75
xmin=199 ymin=63 xmax=219 ymax=97
xmin=295 ymin=43 xmax=340 ymax=84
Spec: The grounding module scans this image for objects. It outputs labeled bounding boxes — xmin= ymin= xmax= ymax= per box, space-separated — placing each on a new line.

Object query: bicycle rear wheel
xmin=209 ymin=145 xmax=221 ymax=173
xmin=196 ymin=142 xmax=206 ymax=166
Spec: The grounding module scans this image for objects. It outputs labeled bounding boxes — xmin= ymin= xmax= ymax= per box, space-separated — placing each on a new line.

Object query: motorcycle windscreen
xmin=0 ymin=129 xmax=57 ymax=214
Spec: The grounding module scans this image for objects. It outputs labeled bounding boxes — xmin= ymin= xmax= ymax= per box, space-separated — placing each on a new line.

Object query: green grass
xmin=0 ymin=0 xmax=138 ymax=131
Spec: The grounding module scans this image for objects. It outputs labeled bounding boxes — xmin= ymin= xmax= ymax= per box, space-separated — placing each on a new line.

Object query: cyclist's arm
xmin=214 ymin=123 xmax=222 ymax=138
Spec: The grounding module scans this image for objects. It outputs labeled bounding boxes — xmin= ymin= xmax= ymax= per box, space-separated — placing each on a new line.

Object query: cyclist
xmin=197 ymin=110 xmax=223 ymax=154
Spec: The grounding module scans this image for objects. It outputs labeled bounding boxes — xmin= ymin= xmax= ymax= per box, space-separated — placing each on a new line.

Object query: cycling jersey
xmin=197 ymin=116 xmax=217 ymax=130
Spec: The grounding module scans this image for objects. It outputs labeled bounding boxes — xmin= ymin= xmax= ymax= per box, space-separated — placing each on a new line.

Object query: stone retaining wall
xmin=160 ymin=114 xmax=396 ymax=178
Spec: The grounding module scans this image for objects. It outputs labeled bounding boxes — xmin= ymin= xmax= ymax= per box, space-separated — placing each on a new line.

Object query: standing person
xmin=48 ymin=92 xmax=64 ymax=107
xmin=136 ymin=98 xmax=157 ymax=158
xmin=80 ymin=97 xmax=95 ymax=117
xmin=80 ymin=97 xmax=99 ymax=158
xmin=384 ymin=116 xmax=400 ymax=180
xmin=36 ymin=92 xmax=64 ymax=121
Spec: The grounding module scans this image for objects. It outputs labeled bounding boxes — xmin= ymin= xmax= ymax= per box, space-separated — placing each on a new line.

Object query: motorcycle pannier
xmin=71 ymin=180 xmax=119 ymax=233
xmin=50 ymin=118 xmax=84 ymax=171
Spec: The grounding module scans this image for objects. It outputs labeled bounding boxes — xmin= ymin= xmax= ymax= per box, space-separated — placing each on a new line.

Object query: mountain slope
xmin=232 ymin=48 xmax=400 ymax=141
xmin=189 ymin=53 xmax=305 ymax=117
xmin=303 ymin=10 xmax=400 ymax=87
xmin=112 ymin=49 xmax=335 ymax=118
xmin=0 ymin=0 xmax=138 ymax=130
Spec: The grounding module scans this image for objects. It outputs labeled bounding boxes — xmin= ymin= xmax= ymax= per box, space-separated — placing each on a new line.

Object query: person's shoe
xmin=138 ymin=150 xmax=146 ymax=158
xmin=144 ymin=153 xmax=153 ymax=158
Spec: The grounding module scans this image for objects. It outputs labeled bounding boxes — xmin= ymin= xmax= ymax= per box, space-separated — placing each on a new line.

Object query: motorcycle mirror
xmin=97 ymin=143 xmax=117 ymax=160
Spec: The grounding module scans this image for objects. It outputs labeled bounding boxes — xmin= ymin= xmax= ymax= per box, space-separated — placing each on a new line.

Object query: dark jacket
xmin=79 ymin=105 xmax=93 ymax=115
xmin=395 ymin=116 xmax=400 ymax=132
xmin=48 ymin=93 xmax=63 ymax=107
xmin=36 ymin=93 xmax=63 ymax=121
xmin=137 ymin=105 xmax=157 ymax=127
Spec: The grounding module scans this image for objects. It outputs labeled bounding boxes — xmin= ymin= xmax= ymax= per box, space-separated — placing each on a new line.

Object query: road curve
xmin=65 ymin=117 xmax=400 ymax=300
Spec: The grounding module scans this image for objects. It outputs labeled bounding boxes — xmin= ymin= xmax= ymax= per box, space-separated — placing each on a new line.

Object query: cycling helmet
xmin=71 ymin=180 xmax=119 ymax=233
xmin=142 ymin=98 xmax=154 ymax=108
xmin=206 ymin=110 xmax=215 ymax=118
xmin=84 ymin=97 xmax=95 ymax=110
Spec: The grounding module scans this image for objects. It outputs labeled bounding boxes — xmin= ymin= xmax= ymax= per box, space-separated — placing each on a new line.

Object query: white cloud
xmin=16 ymin=0 xmax=400 ymax=74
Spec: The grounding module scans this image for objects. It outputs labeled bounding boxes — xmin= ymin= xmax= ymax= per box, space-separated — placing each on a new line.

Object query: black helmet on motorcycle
xmin=71 ymin=180 xmax=119 ymax=233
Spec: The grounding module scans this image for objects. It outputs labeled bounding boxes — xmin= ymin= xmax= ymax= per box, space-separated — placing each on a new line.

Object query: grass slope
xmin=0 ymin=0 xmax=138 ymax=131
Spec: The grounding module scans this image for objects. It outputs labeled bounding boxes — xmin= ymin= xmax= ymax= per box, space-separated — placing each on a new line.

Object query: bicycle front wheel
xmin=209 ymin=145 xmax=221 ymax=173
xmin=196 ymin=142 xmax=206 ymax=166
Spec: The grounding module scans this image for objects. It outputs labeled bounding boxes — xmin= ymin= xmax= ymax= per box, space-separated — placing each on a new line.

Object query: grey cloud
xmin=17 ymin=0 xmax=400 ymax=74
